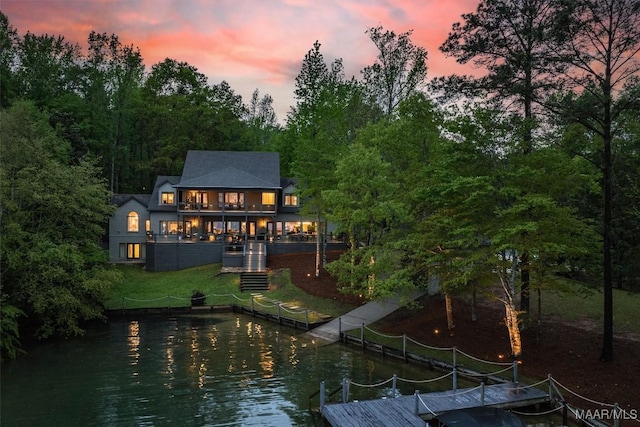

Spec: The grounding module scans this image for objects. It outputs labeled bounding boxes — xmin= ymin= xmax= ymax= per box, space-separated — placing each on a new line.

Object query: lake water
xmin=1 ymin=313 xmax=569 ymax=426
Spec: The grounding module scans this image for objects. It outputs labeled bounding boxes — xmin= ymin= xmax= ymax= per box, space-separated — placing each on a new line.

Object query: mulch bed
xmin=267 ymin=251 xmax=639 ymax=421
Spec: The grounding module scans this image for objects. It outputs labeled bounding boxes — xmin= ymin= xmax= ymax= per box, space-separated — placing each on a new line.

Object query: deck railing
xmin=316 ymin=319 xmax=638 ymax=427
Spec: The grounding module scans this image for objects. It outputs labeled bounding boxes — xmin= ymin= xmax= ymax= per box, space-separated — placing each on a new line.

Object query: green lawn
xmin=105 ymin=263 xmax=355 ymax=321
xmin=532 ymin=286 xmax=640 ymax=334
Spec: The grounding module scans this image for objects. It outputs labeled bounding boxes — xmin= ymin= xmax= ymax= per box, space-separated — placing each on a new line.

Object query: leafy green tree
xmin=139 ymin=58 xmax=215 ymax=179
xmin=551 ymin=0 xmax=640 ymax=362
xmin=0 ymin=300 xmax=24 ymax=361
xmin=362 ymin=26 xmax=428 ymax=117
xmin=84 ymin=31 xmax=145 ymax=192
xmin=0 ymin=12 xmax=19 ymax=108
xmin=288 ymin=41 xmax=378 ymax=276
xmin=611 ymin=103 xmax=640 ymax=290
xmin=244 ymin=89 xmax=279 ymax=149
xmin=0 ymin=102 xmax=121 ymax=345
xmin=439 ymin=0 xmax=569 ymax=312
xmin=323 ymin=143 xmax=410 ymax=299
xmin=409 ymin=106 xmax=599 ymax=357
xmin=14 ymin=32 xmax=83 ymax=110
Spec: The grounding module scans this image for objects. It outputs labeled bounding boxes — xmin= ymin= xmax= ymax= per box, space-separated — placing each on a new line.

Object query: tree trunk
xmin=520 ymin=251 xmax=530 ymax=313
xmin=471 ymin=282 xmax=477 ymax=322
xmin=315 ymin=216 xmax=321 ymax=278
xmin=504 ymin=301 xmax=522 ymax=358
xmin=445 ymin=293 xmax=455 ymax=336
xmin=600 ymin=109 xmax=614 ymax=362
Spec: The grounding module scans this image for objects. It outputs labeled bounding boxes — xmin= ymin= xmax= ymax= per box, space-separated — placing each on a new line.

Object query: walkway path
xmin=306 ymin=290 xmax=426 ymax=343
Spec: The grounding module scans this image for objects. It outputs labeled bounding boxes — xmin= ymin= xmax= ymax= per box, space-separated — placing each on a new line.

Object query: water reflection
xmin=0 ymin=314 xmax=570 ymax=426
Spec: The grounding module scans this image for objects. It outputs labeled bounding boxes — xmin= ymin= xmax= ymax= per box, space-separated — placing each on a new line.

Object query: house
xmin=108 ymin=150 xmax=342 ymax=272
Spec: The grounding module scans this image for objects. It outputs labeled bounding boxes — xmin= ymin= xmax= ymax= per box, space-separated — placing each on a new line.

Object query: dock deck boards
xmin=321 ymin=382 xmax=550 ymax=427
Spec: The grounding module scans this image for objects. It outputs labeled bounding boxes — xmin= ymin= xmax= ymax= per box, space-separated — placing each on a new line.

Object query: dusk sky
xmin=3 ymin=0 xmax=481 ymax=120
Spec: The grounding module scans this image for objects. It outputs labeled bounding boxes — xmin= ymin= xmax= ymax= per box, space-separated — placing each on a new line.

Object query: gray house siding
xmin=109 ymin=197 xmax=150 ymax=262
xmin=109 ymin=151 xmax=344 ymax=271
xmin=145 ymin=243 xmax=224 ymax=272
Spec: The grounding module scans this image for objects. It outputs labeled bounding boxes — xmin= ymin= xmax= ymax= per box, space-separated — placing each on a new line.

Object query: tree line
xmin=1 ymin=0 xmax=639 ymax=362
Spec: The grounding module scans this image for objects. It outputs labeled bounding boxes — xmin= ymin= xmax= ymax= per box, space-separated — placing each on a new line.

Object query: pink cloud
xmin=2 ymin=0 xmax=484 ymax=119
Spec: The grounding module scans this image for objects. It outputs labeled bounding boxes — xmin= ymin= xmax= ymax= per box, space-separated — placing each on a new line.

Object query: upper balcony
xmin=178 ymin=189 xmax=277 ymax=215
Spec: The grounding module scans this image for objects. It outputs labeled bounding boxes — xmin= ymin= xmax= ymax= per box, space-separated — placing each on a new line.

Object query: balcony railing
xmin=178 ymin=203 xmax=276 ymax=214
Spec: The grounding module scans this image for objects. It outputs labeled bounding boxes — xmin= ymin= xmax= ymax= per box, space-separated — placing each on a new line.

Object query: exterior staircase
xmin=239 ymin=242 xmax=268 ymax=292
xmin=244 ymin=241 xmax=266 ymax=272
xmin=240 ymin=272 xmax=269 ymax=292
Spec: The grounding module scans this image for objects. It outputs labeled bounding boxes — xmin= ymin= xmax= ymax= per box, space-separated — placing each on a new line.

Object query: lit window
xmin=284 ymin=193 xmax=298 ymax=206
xmin=127 ymin=212 xmax=139 ymax=232
xmin=160 ymin=221 xmax=179 ymax=235
xmin=262 ymin=192 xmax=275 ymax=205
xmin=161 ymin=192 xmax=174 ymax=204
xmin=145 ymin=220 xmax=151 ymax=232
xmin=127 ymin=243 xmax=140 ymax=259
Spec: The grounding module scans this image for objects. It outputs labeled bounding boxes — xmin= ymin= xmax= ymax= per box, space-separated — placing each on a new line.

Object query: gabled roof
xmin=148 ymin=175 xmax=181 ymax=211
xmin=280 ymin=177 xmax=297 ymax=189
xmin=174 ymin=151 xmax=281 ymax=189
xmin=111 ymin=194 xmax=151 ymax=208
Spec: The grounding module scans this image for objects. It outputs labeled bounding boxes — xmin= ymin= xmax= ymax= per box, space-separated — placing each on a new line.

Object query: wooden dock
xmin=321 ymin=382 xmax=550 ymax=427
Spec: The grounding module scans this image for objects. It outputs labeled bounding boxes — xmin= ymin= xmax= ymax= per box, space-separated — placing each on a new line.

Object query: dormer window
xmin=161 ymin=192 xmax=175 ymax=204
xmin=284 ymin=193 xmax=298 ymax=207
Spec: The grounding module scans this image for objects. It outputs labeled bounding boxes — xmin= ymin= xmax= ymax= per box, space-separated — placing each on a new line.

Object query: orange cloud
xmin=2 ymin=0 xmax=484 ymax=119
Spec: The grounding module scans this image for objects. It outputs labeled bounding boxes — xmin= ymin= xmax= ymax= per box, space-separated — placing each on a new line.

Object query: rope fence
xmin=319 ymin=374 xmax=639 ymax=425
xmin=341 ymin=320 xmax=519 ymax=384
xmin=118 ymin=293 xmax=319 ymax=326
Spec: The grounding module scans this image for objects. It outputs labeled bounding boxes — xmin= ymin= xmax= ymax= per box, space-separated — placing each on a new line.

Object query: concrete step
xmin=240 ymin=272 xmax=269 ymax=292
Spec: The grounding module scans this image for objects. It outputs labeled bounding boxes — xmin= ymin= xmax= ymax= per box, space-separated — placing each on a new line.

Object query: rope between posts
xmin=364 ymin=325 xmax=404 ymax=339
xmin=339 ymin=318 xmax=362 ymax=328
xmin=279 ymin=305 xmax=307 ymax=315
xmin=406 ymin=335 xmax=454 ymax=351
xmin=551 ymin=378 xmax=615 ymax=407
xmin=252 ymin=298 xmax=276 ymax=308
xmin=421 ymin=384 xmax=484 ymax=398
xmin=397 ymin=371 xmax=453 ymax=384
xmin=349 ymin=377 xmax=394 ymax=388
xmin=511 ymin=406 xmax=563 ymax=416
xmin=517 ymin=377 xmax=550 ymax=390
xmin=228 ymin=294 xmax=251 ymax=302
xmin=123 ymin=296 xmax=169 ymax=302
xmin=463 ymin=364 xmax=514 ymax=377
xmin=417 ymin=394 xmax=438 ymax=416
xmin=455 ymin=347 xmax=513 ymax=366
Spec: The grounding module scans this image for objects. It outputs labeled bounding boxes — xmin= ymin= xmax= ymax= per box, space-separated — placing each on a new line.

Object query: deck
xmin=321 ymin=382 xmax=550 ymax=427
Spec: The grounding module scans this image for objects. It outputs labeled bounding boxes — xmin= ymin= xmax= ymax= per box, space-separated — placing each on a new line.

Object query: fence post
xmin=320 ymin=381 xmax=325 ymax=410
xmin=562 ymin=401 xmax=568 ymax=426
xmin=338 ymin=317 xmax=342 ymax=342
xmin=305 ymin=309 xmax=309 ymax=330
xmin=414 ymin=390 xmax=420 ymax=415
xmin=277 ymin=303 xmax=281 ymax=324
xmin=453 ymin=366 xmax=458 ymax=391
xmin=392 ymin=374 xmax=397 ymax=398
xmin=513 ymin=359 xmax=518 ymax=384
xmin=251 ymin=296 xmax=255 ymax=315
xmin=403 ymin=334 xmax=407 ymax=362
xmin=480 ymin=382 xmax=485 ymax=405
xmin=614 ymin=403 xmax=620 ymax=427
xmin=452 ymin=347 xmax=458 ymax=391
xmin=361 ymin=323 xmax=365 ymax=349
xmin=547 ymin=374 xmax=553 ymax=399
xmin=342 ymin=377 xmax=349 ymax=403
